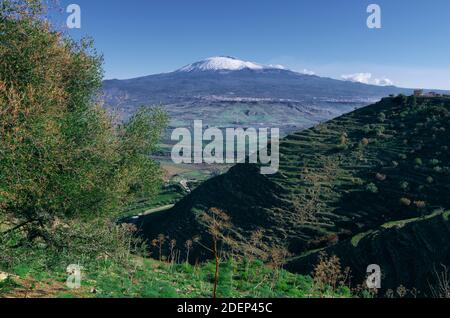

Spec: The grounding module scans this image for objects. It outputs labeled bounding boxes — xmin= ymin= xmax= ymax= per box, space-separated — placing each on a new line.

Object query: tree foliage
xmin=0 ymin=0 xmax=168 ymax=237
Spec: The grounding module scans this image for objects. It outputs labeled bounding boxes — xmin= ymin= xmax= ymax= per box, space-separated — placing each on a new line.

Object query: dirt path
xmin=141 ymin=204 xmax=174 ymax=216
xmin=1 ymin=275 xmax=91 ymax=298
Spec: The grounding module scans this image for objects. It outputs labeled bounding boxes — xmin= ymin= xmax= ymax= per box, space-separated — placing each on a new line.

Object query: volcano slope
xmin=136 ymin=95 xmax=450 ymax=294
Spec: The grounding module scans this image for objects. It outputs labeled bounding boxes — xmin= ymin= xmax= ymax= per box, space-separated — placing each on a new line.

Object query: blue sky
xmin=54 ymin=0 xmax=450 ymax=89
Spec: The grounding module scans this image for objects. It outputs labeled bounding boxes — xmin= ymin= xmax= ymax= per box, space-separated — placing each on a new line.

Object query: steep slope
xmin=135 ymin=95 xmax=450 ymax=292
xmin=286 ymin=210 xmax=450 ymax=296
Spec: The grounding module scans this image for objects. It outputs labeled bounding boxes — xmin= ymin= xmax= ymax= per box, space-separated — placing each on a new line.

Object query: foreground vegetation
xmin=0 ymin=251 xmax=353 ymax=298
xmin=1 ymin=219 xmax=353 ymax=298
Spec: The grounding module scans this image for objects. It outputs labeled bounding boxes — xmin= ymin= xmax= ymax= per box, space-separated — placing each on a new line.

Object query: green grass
xmin=349 ymin=209 xmax=447 ymax=248
xmin=381 ymin=209 xmax=445 ymax=229
xmin=0 ymin=277 xmax=20 ymax=294
xmin=0 ymin=255 xmax=351 ymax=298
xmin=443 ymin=210 xmax=450 ymax=221
xmin=121 ymin=185 xmax=185 ymax=218
xmin=351 ymin=230 xmax=374 ymax=247
xmin=0 ymin=226 xmax=351 ymax=298
xmin=74 ymin=258 xmax=351 ymax=298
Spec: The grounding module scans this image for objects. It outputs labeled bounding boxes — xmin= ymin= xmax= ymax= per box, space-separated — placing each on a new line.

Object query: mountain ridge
xmin=103 ymin=57 xmax=416 ymax=134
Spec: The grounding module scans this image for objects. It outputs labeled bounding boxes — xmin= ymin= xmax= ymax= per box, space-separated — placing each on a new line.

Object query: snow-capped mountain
xmin=177 ymin=56 xmax=285 ymax=72
xmin=103 ymin=56 xmax=412 ymax=134
xmin=104 ymin=56 xmax=410 ymax=107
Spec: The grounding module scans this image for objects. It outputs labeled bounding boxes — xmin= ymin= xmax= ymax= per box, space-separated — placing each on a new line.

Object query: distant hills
xmin=103 ymin=56 xmax=414 ymax=134
xmin=134 ymin=95 xmax=450 ymax=295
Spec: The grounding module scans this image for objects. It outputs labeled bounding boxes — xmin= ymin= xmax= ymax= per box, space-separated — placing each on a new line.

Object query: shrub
xmin=396 ymin=94 xmax=408 ymax=106
xmin=410 ymin=95 xmax=417 ymax=107
xmin=375 ymin=126 xmax=385 ymax=136
xmin=434 ymin=166 xmax=443 ymax=173
xmin=366 ymin=183 xmax=379 ymax=194
xmin=378 ymin=112 xmax=386 ymax=123
xmin=399 ymin=181 xmax=409 ymax=191
xmin=361 ymin=138 xmax=370 ymax=146
xmin=430 ymin=265 xmax=450 ymax=298
xmin=311 ymin=252 xmax=349 ymax=295
xmin=400 ymin=198 xmax=412 ymax=206
xmin=430 ymin=159 xmax=440 ymax=166
xmin=335 ymin=133 xmax=348 ymax=151
xmin=414 ymin=201 xmax=426 ymax=209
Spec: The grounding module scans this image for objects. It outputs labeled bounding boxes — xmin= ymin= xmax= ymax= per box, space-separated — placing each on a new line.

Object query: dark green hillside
xmin=137 ymin=95 xmax=450 ymax=287
xmin=287 ymin=210 xmax=450 ymax=296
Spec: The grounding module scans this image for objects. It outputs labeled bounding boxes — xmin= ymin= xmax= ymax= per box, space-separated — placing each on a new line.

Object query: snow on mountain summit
xmin=177 ymin=56 xmax=286 ymax=72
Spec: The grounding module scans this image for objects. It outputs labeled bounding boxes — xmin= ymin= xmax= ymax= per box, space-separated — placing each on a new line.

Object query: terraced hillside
xmin=136 ymin=95 xmax=450 ymax=293
xmin=287 ymin=209 xmax=450 ymax=296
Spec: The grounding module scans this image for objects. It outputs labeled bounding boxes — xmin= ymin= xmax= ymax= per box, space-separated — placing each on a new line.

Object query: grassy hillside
xmin=136 ymin=95 xmax=450 ymax=293
xmin=0 ymin=255 xmax=351 ymax=298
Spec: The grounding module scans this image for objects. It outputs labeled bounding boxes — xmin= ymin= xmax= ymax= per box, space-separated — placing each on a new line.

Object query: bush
xmin=430 ymin=159 xmax=440 ymax=166
xmin=0 ymin=216 xmax=145 ymax=274
xmin=399 ymin=181 xmax=409 ymax=191
xmin=434 ymin=166 xmax=443 ymax=173
xmin=366 ymin=183 xmax=379 ymax=194
xmin=311 ymin=252 xmax=349 ymax=294
xmin=375 ymin=126 xmax=385 ymax=136
xmin=400 ymin=198 xmax=412 ymax=206
xmin=378 ymin=112 xmax=386 ymax=123
xmin=361 ymin=138 xmax=370 ymax=146
xmin=414 ymin=201 xmax=426 ymax=209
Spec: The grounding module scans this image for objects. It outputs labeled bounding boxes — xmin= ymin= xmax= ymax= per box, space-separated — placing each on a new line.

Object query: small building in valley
xmin=414 ymin=89 xmax=424 ymax=97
